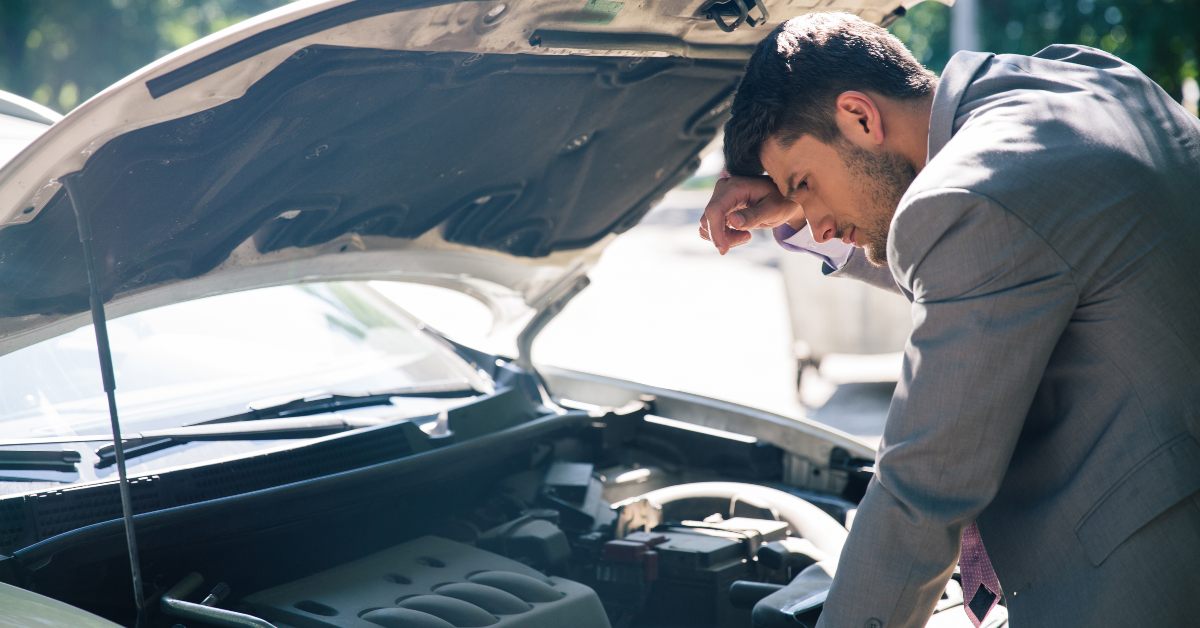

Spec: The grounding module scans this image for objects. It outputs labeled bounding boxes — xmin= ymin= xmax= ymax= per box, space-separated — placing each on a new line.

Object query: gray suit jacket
xmin=817 ymin=46 xmax=1200 ymax=627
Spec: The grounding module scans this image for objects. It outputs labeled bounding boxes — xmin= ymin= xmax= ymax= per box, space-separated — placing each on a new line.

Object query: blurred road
xmin=536 ymin=191 xmax=898 ymax=449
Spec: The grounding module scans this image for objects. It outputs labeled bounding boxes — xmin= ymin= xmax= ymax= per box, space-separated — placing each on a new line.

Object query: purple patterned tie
xmin=960 ymin=523 xmax=1002 ymax=627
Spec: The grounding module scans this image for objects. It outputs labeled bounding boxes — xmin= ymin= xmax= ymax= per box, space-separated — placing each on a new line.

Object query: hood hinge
xmin=702 ymin=0 xmax=770 ymax=32
xmin=517 ymin=273 xmax=591 ymax=371
xmin=514 ymin=271 xmax=591 ymax=406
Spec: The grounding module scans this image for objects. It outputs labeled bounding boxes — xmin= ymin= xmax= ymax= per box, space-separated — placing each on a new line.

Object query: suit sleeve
xmin=816 ymin=189 xmax=1079 ymax=627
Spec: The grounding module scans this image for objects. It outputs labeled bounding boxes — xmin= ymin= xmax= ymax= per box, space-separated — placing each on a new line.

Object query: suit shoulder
xmin=912 ymin=47 xmax=1184 ymax=216
xmin=887 ymin=188 xmax=1074 ymax=301
xmin=906 ymin=115 xmax=1142 ymax=227
xmin=1030 ymin=43 xmax=1141 ymax=73
xmin=900 ymin=134 xmax=1038 ymax=212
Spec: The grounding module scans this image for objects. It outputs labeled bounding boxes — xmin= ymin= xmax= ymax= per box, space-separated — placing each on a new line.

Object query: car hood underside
xmin=0 ymin=0 xmax=917 ymax=355
xmin=0 ymin=46 xmax=740 ymax=315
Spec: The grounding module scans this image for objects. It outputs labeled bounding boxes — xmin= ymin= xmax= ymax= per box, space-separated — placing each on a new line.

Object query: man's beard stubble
xmin=835 ymin=140 xmax=917 ymax=268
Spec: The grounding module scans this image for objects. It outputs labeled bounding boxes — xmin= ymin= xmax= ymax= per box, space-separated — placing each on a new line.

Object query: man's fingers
xmin=699 ymin=175 xmax=799 ymax=254
xmin=700 ymin=220 xmax=750 ymax=251
xmin=701 ymin=185 xmax=737 ymax=253
xmin=701 ymin=176 xmax=773 ymax=253
xmin=723 ymin=230 xmax=752 ymax=250
xmin=729 ymin=196 xmax=801 ymax=231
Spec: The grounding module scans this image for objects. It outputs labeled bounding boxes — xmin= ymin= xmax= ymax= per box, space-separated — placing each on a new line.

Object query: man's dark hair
xmin=723 ymin=13 xmax=936 ymax=175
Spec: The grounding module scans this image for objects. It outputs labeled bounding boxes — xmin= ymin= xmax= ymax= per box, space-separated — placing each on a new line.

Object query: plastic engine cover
xmin=241 ymin=535 xmax=611 ymax=628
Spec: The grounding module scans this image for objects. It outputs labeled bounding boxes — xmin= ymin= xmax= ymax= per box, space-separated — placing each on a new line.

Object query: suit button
xmin=865 ymin=619 xmax=883 ymax=628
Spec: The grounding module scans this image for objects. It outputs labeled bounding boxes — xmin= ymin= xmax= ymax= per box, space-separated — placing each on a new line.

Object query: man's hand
xmin=699 ymin=175 xmax=803 ymax=255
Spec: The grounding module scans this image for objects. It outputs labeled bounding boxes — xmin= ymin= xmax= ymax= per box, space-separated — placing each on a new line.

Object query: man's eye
xmin=788 ymin=178 xmax=809 ymax=199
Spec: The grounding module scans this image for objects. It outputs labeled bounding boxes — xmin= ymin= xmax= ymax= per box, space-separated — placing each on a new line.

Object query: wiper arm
xmin=93 ymin=416 xmax=385 ymax=467
xmin=0 ymin=449 xmax=82 ymax=472
xmin=236 ymin=388 xmax=475 ymax=423
xmin=0 ymin=387 xmax=474 ymax=468
xmin=0 ymin=416 xmax=383 ymax=468
xmin=93 ymin=387 xmax=475 ymax=465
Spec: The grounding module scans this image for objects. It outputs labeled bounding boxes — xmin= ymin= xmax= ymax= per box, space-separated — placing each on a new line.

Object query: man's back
xmin=910 ymin=45 xmax=1200 ymax=463
xmin=909 ymin=44 xmax=1200 ymax=467
xmin=849 ymin=45 xmax=1200 ymax=626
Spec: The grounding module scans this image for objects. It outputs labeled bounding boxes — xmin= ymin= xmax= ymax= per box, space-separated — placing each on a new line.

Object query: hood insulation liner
xmin=0 ymin=45 xmax=742 ymax=317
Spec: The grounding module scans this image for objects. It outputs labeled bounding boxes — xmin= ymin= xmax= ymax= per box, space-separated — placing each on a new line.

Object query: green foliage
xmin=979 ymin=0 xmax=1198 ymax=99
xmin=890 ymin=0 xmax=1199 ymax=100
xmin=889 ymin=2 xmax=954 ymax=72
xmin=0 ymin=0 xmax=291 ymax=112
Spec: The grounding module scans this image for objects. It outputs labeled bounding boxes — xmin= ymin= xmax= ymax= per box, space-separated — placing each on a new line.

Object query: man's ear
xmin=833 ymin=91 xmax=885 ymax=148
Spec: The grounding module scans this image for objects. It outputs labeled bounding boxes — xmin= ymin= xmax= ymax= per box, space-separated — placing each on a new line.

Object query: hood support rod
xmin=62 ymin=174 xmax=146 ymax=623
xmin=515 ymin=272 xmax=591 ymax=409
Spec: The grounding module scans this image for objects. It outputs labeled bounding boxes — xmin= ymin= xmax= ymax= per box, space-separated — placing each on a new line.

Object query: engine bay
xmin=0 ymin=366 xmax=1001 ymax=627
xmin=158 ymin=455 xmax=855 ymax=628
xmin=235 ymin=534 xmax=610 ymax=628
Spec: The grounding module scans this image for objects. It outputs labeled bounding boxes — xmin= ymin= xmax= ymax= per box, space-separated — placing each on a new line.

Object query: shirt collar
xmin=926 ymin=51 xmax=994 ymax=164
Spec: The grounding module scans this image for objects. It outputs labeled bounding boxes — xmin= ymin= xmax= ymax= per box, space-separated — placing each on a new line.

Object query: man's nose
xmin=809 ymin=213 xmax=837 ymax=243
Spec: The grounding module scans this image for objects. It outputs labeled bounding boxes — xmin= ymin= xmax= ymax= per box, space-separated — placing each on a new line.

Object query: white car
xmin=0 ymin=2 xmax=995 ymax=627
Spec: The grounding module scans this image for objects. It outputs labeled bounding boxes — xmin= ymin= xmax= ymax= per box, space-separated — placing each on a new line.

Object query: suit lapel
xmin=927 ymin=51 xmax=994 ymax=163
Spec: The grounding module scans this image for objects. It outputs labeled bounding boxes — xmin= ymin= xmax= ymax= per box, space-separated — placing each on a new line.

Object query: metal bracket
xmin=516 ymin=272 xmax=591 ymax=373
xmin=830 ymin=446 xmax=876 ymax=475
xmin=703 ymin=0 xmax=770 ymax=33
xmin=162 ymin=573 xmax=277 ymax=628
xmin=515 ymin=271 xmax=592 ymax=408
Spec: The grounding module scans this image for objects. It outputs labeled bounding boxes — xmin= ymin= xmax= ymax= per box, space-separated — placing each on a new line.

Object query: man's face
xmin=760 ymin=133 xmax=915 ymax=267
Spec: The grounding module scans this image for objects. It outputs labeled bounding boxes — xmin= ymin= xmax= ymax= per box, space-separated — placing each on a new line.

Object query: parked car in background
xmin=0 ymin=2 xmax=998 ymax=627
xmin=779 ymin=251 xmax=911 ymax=386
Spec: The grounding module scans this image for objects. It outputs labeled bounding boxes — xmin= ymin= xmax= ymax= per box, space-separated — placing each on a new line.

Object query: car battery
xmin=679 ymin=517 xmax=790 ymax=554
xmin=591 ymin=532 xmax=665 ymax=621
xmin=625 ymin=529 xmax=754 ymax=627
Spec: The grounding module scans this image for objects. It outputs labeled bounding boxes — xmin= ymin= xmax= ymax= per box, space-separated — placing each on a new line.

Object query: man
xmin=701 ymin=12 xmax=1200 ymax=628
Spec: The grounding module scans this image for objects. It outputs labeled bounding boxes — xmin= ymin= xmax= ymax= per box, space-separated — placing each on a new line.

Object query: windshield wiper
xmin=0 ymin=449 xmax=82 ymax=472
xmin=0 ymin=387 xmax=475 ymax=468
xmin=0 ymin=417 xmax=379 ymax=469
xmin=91 ymin=384 xmax=478 ymax=465
xmin=99 ymin=386 xmax=476 ymax=463
xmin=92 ymin=415 xmax=388 ymax=467
xmin=234 ymin=387 xmax=477 ymax=423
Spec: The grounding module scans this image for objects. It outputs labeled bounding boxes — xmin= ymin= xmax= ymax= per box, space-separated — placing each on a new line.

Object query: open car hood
xmin=0 ymin=0 xmax=925 ymax=356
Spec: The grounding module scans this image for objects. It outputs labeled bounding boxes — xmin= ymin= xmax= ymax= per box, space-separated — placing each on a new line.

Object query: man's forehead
xmin=764 ymin=133 xmax=841 ymax=168
xmin=759 ymin=135 xmax=790 ymax=164
xmin=759 ymin=136 xmax=810 ymax=189
xmin=760 ymin=134 xmax=814 ymax=169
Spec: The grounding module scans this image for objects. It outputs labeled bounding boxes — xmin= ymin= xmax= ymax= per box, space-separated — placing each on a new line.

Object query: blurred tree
xmin=0 ymin=0 xmax=290 ymax=113
xmin=890 ymin=0 xmax=1199 ymax=102
xmin=979 ymin=0 xmax=1199 ymax=100
xmin=890 ymin=2 xmax=955 ymax=73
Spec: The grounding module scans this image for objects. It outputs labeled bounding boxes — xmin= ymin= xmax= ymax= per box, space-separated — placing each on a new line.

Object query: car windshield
xmin=0 ymin=282 xmax=484 ymax=440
